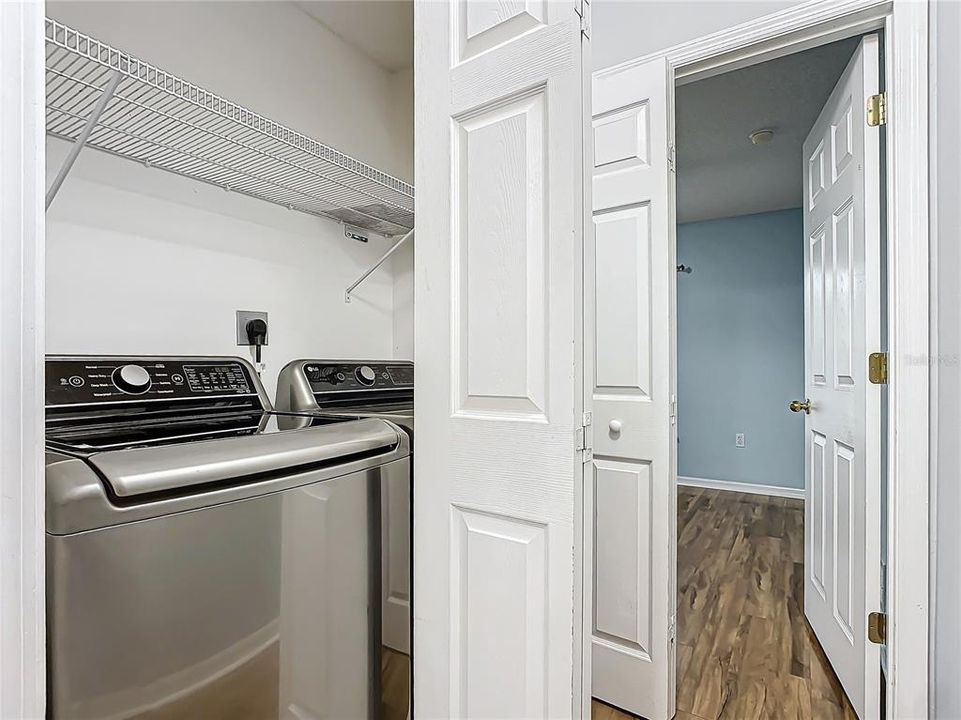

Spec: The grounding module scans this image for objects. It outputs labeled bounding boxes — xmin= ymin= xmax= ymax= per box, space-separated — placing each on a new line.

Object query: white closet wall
xmin=391 ymin=240 xmax=414 ymax=360
xmin=390 ymin=66 xmax=415 ymax=187
xmin=933 ymin=2 xmax=961 ymax=716
xmin=45 ymin=2 xmax=414 ymax=397
xmin=47 ymin=2 xmax=413 ymax=180
xmin=389 ymin=66 xmax=415 ymax=359
xmin=592 ymin=0 xmax=805 ymax=70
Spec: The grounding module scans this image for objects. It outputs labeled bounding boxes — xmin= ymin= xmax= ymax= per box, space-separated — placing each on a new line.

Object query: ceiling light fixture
xmin=749 ymin=128 xmax=775 ymax=145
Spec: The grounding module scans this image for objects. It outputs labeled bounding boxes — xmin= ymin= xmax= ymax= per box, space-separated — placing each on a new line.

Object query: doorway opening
xmin=675 ymin=32 xmax=889 ymax=720
xmin=591 ymin=32 xmax=888 ymax=720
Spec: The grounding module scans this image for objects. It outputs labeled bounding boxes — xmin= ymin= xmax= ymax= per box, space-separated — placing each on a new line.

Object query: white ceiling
xmin=297 ymin=0 xmax=413 ymax=73
xmin=675 ymin=37 xmax=861 ymax=224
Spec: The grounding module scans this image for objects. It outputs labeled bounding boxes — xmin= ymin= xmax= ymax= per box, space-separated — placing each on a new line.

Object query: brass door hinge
xmin=867 ymin=93 xmax=886 ymax=127
xmin=868 ymin=611 xmax=887 ymax=645
xmin=869 ymin=352 xmax=888 ymax=384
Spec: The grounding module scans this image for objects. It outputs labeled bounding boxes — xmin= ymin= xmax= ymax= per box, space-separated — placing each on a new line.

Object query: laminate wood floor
xmin=592 ymin=487 xmax=857 ymax=720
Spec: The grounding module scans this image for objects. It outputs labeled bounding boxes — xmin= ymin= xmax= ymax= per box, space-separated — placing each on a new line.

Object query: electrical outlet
xmin=236 ymin=310 xmax=268 ymax=346
xmin=735 ymin=433 xmax=746 ymax=448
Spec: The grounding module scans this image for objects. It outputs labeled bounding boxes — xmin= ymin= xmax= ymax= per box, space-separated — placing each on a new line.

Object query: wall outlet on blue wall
xmin=735 ymin=433 xmax=746 ymax=448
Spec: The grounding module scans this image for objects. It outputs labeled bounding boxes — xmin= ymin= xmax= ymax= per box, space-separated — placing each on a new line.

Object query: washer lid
xmin=87 ymin=417 xmax=400 ymax=498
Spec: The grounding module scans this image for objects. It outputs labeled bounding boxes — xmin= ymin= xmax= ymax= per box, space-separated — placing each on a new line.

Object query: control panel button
xmin=355 ymin=365 xmax=376 ymax=386
xmin=112 ymin=364 xmax=152 ymax=394
xmin=68 ymin=375 xmax=85 ymax=387
xmin=386 ymin=364 xmax=414 ymax=386
xmin=183 ymin=364 xmax=250 ymax=394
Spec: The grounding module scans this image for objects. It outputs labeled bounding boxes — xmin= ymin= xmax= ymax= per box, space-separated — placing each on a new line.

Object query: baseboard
xmin=677 ymin=475 xmax=805 ymax=501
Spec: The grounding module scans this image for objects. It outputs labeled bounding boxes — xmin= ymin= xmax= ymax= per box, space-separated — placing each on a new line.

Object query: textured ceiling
xmin=675 ymin=37 xmax=861 ymax=224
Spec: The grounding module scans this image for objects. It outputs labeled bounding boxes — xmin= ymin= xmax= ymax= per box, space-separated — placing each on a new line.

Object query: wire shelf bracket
xmin=345 ymin=229 xmax=413 ymax=303
xmin=45 ymin=69 xmax=122 ymax=210
xmin=43 ymin=18 xmax=414 ymax=235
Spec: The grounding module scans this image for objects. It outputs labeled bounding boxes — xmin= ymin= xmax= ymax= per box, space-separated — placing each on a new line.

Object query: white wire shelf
xmin=44 ymin=18 xmax=414 ymax=236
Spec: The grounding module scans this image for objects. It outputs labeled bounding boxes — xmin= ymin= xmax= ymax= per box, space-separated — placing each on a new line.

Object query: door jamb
xmin=583 ymin=1 xmax=929 ymax=717
xmin=0 ymin=2 xmax=47 ymax=717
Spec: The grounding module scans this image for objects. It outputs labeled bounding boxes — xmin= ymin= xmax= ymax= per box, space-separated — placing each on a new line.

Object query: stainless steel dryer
xmin=45 ymin=356 xmax=410 ymax=720
xmin=275 ymin=360 xmax=413 ymax=716
xmin=275 ymin=360 xmax=413 ymax=440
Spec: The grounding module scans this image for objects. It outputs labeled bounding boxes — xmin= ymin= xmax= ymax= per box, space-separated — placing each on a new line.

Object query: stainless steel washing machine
xmin=275 ymin=360 xmax=413 ymax=716
xmin=45 ymin=356 xmax=410 ymax=720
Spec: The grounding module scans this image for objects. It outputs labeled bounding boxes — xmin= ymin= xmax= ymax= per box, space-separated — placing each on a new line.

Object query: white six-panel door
xmin=802 ymin=34 xmax=881 ymax=720
xmin=588 ymin=58 xmax=675 ymax=720
xmin=414 ymin=1 xmax=587 ymax=717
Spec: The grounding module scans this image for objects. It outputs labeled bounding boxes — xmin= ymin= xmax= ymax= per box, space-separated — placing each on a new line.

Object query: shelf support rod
xmin=45 ymin=70 xmax=123 ymax=210
xmin=345 ymin=229 xmax=413 ymax=303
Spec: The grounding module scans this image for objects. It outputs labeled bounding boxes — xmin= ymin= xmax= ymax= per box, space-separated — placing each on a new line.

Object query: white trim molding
xmin=0 ymin=2 xmax=46 ymax=718
xmin=594 ymin=0 xmax=892 ymax=86
xmin=885 ymin=3 xmax=930 ymax=718
xmin=678 ymin=476 xmax=805 ymax=501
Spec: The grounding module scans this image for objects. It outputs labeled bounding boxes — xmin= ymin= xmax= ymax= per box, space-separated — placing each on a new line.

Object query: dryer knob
xmin=112 ymin=364 xmax=152 ymax=394
xmin=356 ymin=365 xmax=376 ymax=386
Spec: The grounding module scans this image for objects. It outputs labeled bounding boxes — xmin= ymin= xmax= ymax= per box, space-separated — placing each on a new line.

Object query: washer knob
xmin=356 ymin=365 xmax=377 ymax=386
xmin=112 ymin=364 xmax=151 ymax=394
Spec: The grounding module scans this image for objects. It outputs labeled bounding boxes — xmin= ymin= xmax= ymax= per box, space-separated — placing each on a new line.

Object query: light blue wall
xmin=677 ymin=209 xmax=804 ymax=490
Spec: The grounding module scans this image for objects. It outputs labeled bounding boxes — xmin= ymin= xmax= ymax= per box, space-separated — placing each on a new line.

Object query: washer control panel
xmin=46 ymin=357 xmax=256 ymax=406
xmin=303 ymin=361 xmax=413 ymax=392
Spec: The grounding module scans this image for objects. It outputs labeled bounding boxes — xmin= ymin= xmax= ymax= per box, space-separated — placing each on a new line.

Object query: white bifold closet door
xmin=588 ymin=57 xmax=675 ymax=720
xmin=802 ymin=34 xmax=882 ymax=720
xmin=414 ymin=1 xmax=588 ymax=718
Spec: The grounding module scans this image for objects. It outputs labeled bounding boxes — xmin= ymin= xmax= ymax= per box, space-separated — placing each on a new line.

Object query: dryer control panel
xmin=46 ymin=357 xmax=259 ymax=406
xmin=303 ymin=361 xmax=413 ymax=392
xmin=275 ymin=360 xmax=413 ymax=414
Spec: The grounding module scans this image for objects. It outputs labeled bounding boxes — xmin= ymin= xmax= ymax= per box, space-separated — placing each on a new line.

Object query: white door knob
xmin=609 ymin=419 xmax=623 ymax=433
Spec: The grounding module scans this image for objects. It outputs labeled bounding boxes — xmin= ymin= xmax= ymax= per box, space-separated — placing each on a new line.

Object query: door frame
xmin=583 ymin=1 xmax=929 ymax=717
xmin=0 ymin=1 xmax=47 ymax=717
